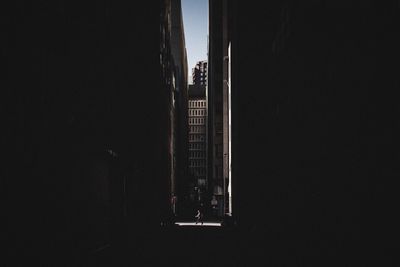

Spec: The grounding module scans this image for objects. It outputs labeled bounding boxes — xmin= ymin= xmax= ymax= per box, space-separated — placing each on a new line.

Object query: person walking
xmin=195 ymin=208 xmax=203 ymax=225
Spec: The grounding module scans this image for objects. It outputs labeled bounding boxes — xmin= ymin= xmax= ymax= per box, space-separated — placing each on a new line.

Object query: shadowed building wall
xmin=2 ymin=0 xmax=176 ymax=264
xmin=228 ymin=1 xmax=399 ymax=265
xmin=170 ymin=0 xmax=189 ymax=218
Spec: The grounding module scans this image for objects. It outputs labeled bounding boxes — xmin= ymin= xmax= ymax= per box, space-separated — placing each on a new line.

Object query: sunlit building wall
xmin=188 ymin=85 xmax=208 ymax=195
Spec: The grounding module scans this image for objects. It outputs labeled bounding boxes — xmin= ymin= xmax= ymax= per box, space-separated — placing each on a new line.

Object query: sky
xmin=181 ymin=0 xmax=208 ymax=83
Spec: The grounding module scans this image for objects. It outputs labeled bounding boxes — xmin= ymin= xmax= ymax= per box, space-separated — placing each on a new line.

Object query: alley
xmin=3 ymin=0 xmax=398 ymax=266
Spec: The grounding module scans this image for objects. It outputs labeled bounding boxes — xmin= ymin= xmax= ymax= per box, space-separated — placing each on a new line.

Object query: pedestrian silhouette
xmin=195 ymin=209 xmax=203 ymax=225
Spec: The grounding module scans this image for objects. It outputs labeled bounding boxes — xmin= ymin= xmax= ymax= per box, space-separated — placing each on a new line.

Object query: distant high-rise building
xmin=188 ymin=84 xmax=208 ymax=204
xmin=192 ymin=60 xmax=208 ymax=85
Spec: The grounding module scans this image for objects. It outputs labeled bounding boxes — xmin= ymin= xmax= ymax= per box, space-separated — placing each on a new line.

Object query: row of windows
xmin=189 ymin=151 xmax=206 ymax=158
xmin=189 ymin=160 xmax=206 ymax=167
xmin=189 ymin=134 xmax=205 ymax=141
xmin=190 ymin=167 xmax=206 ymax=174
xmin=189 ymin=118 xmax=205 ymax=125
xmin=189 ymin=101 xmax=206 ymax=108
xmin=189 ymin=143 xmax=205 ymax=150
xmin=189 ymin=109 xmax=206 ymax=116
xmin=189 ymin=126 xmax=205 ymax=133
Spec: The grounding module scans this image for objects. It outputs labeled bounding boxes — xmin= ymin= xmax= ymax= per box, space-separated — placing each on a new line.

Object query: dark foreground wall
xmin=2 ymin=1 xmax=172 ymax=265
xmin=232 ymin=1 xmax=399 ymax=264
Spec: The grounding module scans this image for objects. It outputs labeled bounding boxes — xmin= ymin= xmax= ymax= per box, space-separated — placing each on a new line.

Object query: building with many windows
xmin=188 ymin=84 xmax=207 ymax=208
